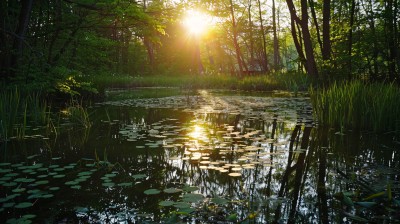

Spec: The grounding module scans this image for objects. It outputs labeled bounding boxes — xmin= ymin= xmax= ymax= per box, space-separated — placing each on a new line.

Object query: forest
xmin=0 ymin=0 xmax=400 ymax=223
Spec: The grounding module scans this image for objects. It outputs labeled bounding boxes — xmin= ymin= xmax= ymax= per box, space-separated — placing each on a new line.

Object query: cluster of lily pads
xmin=0 ymin=157 xmax=149 ymax=223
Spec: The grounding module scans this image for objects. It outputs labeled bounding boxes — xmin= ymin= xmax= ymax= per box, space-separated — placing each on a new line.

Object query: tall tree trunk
xmin=0 ymin=1 xmax=9 ymax=80
xmin=257 ymin=0 xmax=269 ymax=72
xmin=300 ymin=0 xmax=318 ymax=78
xmin=322 ymin=0 xmax=331 ymax=60
xmin=248 ymin=0 xmax=255 ymax=66
xmin=10 ymin=0 xmax=35 ymax=78
xmin=272 ymin=0 xmax=280 ymax=71
xmin=286 ymin=0 xmax=318 ymax=78
xmin=309 ymin=0 xmax=323 ymax=56
xmin=386 ymin=0 xmax=396 ymax=80
xmin=348 ymin=0 xmax=356 ymax=79
xmin=229 ymin=0 xmax=245 ymax=76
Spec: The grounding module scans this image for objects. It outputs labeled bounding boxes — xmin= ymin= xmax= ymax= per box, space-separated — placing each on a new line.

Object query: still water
xmin=1 ymin=88 xmax=399 ymax=223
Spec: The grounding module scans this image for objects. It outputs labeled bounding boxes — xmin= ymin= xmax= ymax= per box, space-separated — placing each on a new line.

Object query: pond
xmin=1 ymin=88 xmax=399 ymax=223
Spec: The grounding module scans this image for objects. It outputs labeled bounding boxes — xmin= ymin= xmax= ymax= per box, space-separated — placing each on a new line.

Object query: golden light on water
xmin=189 ymin=124 xmax=205 ymax=139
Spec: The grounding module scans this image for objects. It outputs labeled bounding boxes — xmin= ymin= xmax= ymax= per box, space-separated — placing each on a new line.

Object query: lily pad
xmin=164 ymin=188 xmax=182 ymax=194
xmin=182 ymin=193 xmax=204 ymax=203
xmin=182 ymin=186 xmax=199 ymax=192
xmin=49 ymin=187 xmax=60 ymax=191
xmin=35 ymin=180 xmax=49 ymax=185
xmin=117 ymin=182 xmax=133 ymax=187
xmin=3 ymin=182 xmax=17 ymax=187
xmin=15 ymin=202 xmax=33 ymax=208
xmin=173 ymin=202 xmax=190 ymax=209
xmin=3 ymin=202 xmax=15 ymax=208
xmin=12 ymin=188 xmax=26 ymax=193
xmin=211 ymin=197 xmax=229 ymax=205
xmin=102 ymin=182 xmax=115 ymax=187
xmin=132 ymin=174 xmax=147 ymax=179
xmin=65 ymin=181 xmax=79 ymax=185
xmin=159 ymin=200 xmax=175 ymax=207
xmin=144 ymin=189 xmax=161 ymax=195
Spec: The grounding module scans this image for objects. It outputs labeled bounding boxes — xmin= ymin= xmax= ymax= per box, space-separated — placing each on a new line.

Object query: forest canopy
xmin=0 ymin=0 xmax=399 ymax=93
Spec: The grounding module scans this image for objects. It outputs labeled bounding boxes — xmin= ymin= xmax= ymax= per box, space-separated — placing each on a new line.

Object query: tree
xmin=285 ymin=0 xmax=319 ymax=78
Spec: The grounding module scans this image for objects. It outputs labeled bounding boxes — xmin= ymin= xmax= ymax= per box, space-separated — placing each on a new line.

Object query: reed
xmin=310 ymin=80 xmax=400 ymax=132
xmin=0 ymin=89 xmax=52 ymax=140
xmin=90 ymin=72 xmax=311 ymax=92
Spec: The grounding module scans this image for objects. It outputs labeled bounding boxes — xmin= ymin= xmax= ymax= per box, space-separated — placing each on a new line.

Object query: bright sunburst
xmin=183 ymin=10 xmax=210 ymax=35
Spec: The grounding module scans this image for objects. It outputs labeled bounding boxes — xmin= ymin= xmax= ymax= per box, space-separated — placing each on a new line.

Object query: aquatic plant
xmin=90 ymin=73 xmax=311 ymax=92
xmin=0 ymin=89 xmax=51 ymax=141
xmin=62 ymin=99 xmax=92 ymax=128
xmin=310 ymin=81 xmax=400 ymax=133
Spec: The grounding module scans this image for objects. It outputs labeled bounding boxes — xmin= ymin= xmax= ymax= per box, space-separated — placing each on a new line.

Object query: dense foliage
xmin=1 ymin=0 xmax=399 ymax=94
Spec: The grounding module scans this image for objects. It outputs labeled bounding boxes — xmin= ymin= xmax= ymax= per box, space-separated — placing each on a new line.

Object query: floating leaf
xmin=78 ymin=171 xmax=92 ymax=176
xmin=182 ymin=193 xmax=204 ymax=203
xmin=144 ymin=189 xmax=161 ymax=195
xmin=12 ymin=188 xmax=26 ymax=193
xmin=3 ymin=182 xmax=17 ymax=187
xmin=22 ymin=214 xmax=36 ymax=219
xmin=164 ymin=188 xmax=182 ymax=194
xmin=15 ymin=202 xmax=33 ymax=209
xmin=182 ymin=186 xmax=199 ymax=192
xmin=117 ymin=182 xmax=133 ymax=187
xmin=14 ymin=178 xmax=35 ymax=183
xmin=104 ymin=173 xmax=116 ymax=178
xmin=211 ymin=197 xmax=229 ymax=205
xmin=228 ymin=172 xmax=241 ymax=177
xmin=159 ymin=200 xmax=175 ymax=207
xmin=71 ymin=185 xmax=81 ymax=190
xmin=41 ymin=194 xmax=54 ymax=198
xmin=4 ymin=173 xmax=18 ymax=177
xmin=132 ymin=174 xmax=147 ymax=179
xmin=177 ymin=207 xmax=196 ymax=214
xmin=65 ymin=181 xmax=78 ymax=185
xmin=173 ymin=202 xmax=190 ymax=209
xmin=102 ymin=182 xmax=115 ymax=187
xmin=3 ymin=202 xmax=15 ymax=208
xmin=0 ymin=169 xmax=12 ymax=173
xmin=35 ymin=180 xmax=49 ymax=185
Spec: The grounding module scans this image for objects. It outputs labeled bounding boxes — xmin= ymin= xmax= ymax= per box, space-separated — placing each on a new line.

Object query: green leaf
xmin=182 ymin=186 xmax=199 ymax=192
xmin=15 ymin=202 xmax=34 ymax=209
xmin=164 ymin=188 xmax=182 ymax=194
xmin=144 ymin=189 xmax=161 ymax=195
xmin=182 ymin=193 xmax=204 ymax=203
xmin=173 ymin=202 xmax=190 ymax=209
xmin=211 ymin=197 xmax=229 ymax=205
xmin=159 ymin=200 xmax=175 ymax=207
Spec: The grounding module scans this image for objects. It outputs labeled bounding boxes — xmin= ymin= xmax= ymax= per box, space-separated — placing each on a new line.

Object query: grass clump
xmin=310 ymin=80 xmax=400 ymax=132
xmin=0 ymin=89 xmax=51 ymax=141
xmin=89 ymin=72 xmax=311 ymax=92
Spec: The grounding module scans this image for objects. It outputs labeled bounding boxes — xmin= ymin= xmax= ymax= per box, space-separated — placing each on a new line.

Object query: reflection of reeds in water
xmin=310 ymin=81 xmax=400 ymax=133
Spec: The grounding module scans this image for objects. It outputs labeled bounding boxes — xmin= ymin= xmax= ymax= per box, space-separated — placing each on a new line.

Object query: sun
xmin=183 ymin=10 xmax=210 ymax=36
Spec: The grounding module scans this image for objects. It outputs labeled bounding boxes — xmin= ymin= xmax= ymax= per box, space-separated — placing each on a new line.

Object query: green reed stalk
xmin=310 ymin=80 xmax=400 ymax=133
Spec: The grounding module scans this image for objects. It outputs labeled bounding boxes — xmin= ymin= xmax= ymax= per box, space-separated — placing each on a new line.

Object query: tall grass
xmin=310 ymin=80 xmax=400 ymax=132
xmin=90 ymin=72 xmax=311 ymax=92
xmin=0 ymin=89 xmax=51 ymax=140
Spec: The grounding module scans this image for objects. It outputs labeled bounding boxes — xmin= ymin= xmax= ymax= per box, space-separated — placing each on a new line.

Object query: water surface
xmin=1 ymin=88 xmax=399 ymax=223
